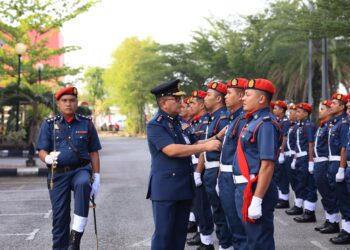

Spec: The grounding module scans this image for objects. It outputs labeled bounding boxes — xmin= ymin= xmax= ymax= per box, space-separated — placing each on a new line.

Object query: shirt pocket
xmin=74 ymin=133 xmax=89 ymax=149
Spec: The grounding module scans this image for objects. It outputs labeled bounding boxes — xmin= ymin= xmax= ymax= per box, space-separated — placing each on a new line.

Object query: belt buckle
xmin=64 ymin=166 xmax=70 ymax=173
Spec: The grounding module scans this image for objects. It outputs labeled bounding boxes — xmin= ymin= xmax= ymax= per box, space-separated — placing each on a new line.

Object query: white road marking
xmin=0 ymin=189 xmax=47 ymax=193
xmin=275 ymin=216 xmax=288 ymax=226
xmin=44 ymin=209 xmax=52 ymax=218
xmin=26 ymin=229 xmax=40 ymax=240
xmin=310 ymin=240 xmax=330 ymax=250
xmin=0 ymin=228 xmax=40 ymax=241
xmin=131 ymin=237 xmax=152 ymax=247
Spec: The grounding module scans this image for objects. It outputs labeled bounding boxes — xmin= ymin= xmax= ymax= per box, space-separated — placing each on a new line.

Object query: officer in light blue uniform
xmin=328 ymin=93 xmax=350 ymax=244
xmin=201 ymin=81 xmax=233 ymax=250
xmin=187 ymin=90 xmax=215 ymax=249
xmin=233 ymin=78 xmax=280 ymax=250
xmin=146 ymin=79 xmax=222 ymax=250
xmin=312 ymin=100 xmax=340 ymax=234
xmin=218 ymin=78 xmax=247 ymax=250
xmin=292 ymin=103 xmax=317 ymax=222
xmin=37 ymin=86 xmax=102 ymax=250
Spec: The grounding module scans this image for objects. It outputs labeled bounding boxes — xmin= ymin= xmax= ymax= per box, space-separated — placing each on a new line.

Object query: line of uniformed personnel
xmin=146 ymin=78 xmax=350 ymax=250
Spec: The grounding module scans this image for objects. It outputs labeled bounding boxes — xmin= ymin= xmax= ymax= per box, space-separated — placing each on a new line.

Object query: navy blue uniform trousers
xmin=218 ymin=172 xmax=247 ymax=249
xmin=203 ymin=168 xmax=232 ymax=248
xmin=295 ymin=156 xmax=317 ymax=202
xmin=48 ymin=165 xmax=92 ymax=250
xmin=314 ymin=161 xmax=339 ymax=214
xmin=336 ymin=167 xmax=350 ymax=221
xmin=285 ymin=155 xmax=297 ymax=192
xmin=235 ymin=181 xmax=278 ymax=250
xmin=151 ymin=199 xmax=192 ymax=250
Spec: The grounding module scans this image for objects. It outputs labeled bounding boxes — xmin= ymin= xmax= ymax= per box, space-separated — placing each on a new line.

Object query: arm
xmin=38 ymin=149 xmax=49 ymax=162
xmin=340 ymin=147 xmax=347 ymax=168
xmin=253 ymin=160 xmax=274 ymax=199
xmin=90 ymin=151 xmax=100 ymax=173
xmin=162 ymin=140 xmax=221 ymax=158
xmin=280 ymin=136 xmax=287 ymax=154
xmin=195 ymin=153 xmax=205 ymax=173
xmin=308 ymin=142 xmax=314 ymax=161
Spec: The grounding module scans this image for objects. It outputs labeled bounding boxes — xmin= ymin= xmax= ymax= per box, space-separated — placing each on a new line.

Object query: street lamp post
xmin=35 ymin=63 xmax=44 ymax=84
xmin=14 ymin=43 xmax=26 ymax=131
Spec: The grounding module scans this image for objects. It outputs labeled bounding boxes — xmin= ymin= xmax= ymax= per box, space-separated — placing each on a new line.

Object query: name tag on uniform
xmin=76 ymin=131 xmax=88 ymax=134
xmin=183 ymin=134 xmax=191 ymax=145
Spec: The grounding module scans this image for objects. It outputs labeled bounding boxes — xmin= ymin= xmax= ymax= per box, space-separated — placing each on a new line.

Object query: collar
xmin=319 ymin=119 xmax=329 ymax=127
xmin=209 ymin=106 xmax=227 ymax=117
xmin=232 ymin=106 xmax=243 ymax=118
xmin=245 ymin=107 xmax=270 ymax=120
xmin=58 ymin=113 xmax=80 ymax=124
xmin=158 ymin=108 xmax=179 ymax=122
xmin=331 ymin=113 xmax=346 ymax=124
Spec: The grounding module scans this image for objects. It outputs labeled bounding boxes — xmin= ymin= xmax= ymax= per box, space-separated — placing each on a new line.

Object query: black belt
xmin=49 ymin=162 xmax=90 ymax=173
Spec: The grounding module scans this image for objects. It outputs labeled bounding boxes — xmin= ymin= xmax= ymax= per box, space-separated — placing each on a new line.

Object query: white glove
xmin=194 ymin=172 xmax=202 ymax=187
xmin=215 ymin=180 xmax=220 ymax=196
xmin=278 ymin=153 xmax=285 ymax=164
xmin=336 ymin=168 xmax=345 ymax=182
xmin=248 ymin=196 xmax=263 ymax=220
xmin=308 ymin=161 xmax=314 ymax=174
xmin=291 ymin=159 xmax=296 ymax=170
xmin=45 ymin=151 xmax=60 ymax=165
xmin=90 ymin=173 xmax=100 ymax=198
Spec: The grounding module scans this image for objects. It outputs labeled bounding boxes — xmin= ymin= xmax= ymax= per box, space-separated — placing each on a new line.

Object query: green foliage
xmin=4 ymin=129 xmax=26 ymax=145
xmin=83 ymin=66 xmax=105 ymax=107
xmin=103 ymin=37 xmax=166 ymax=135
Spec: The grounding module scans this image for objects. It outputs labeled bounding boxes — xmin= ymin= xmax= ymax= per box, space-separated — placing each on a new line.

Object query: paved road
xmin=0 ymin=137 xmax=348 ymax=250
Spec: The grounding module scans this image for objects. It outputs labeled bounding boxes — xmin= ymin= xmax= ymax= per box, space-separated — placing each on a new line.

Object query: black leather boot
xmin=294 ymin=209 xmax=316 ymax=223
xmin=315 ymin=220 xmax=330 ymax=231
xmin=187 ymin=232 xmax=201 ymax=246
xmin=197 ymin=243 xmax=215 ymax=250
xmin=330 ymin=230 xmax=350 ymax=244
xmin=68 ymin=230 xmax=83 ymax=250
xmin=275 ymin=199 xmax=290 ymax=209
xmin=285 ymin=205 xmax=303 ymax=215
xmin=187 ymin=221 xmax=197 ymax=233
xmin=320 ymin=222 xmax=340 ymax=234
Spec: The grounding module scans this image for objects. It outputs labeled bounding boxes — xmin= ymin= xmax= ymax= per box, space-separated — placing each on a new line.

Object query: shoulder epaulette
xmin=263 ymin=116 xmax=271 ymax=121
xmin=46 ymin=115 xmax=60 ymax=123
xmin=77 ymin=114 xmax=92 ymax=120
xmin=220 ymin=115 xmax=228 ymax=120
xmin=342 ymin=119 xmax=348 ymax=124
xmin=156 ymin=115 xmax=163 ymax=123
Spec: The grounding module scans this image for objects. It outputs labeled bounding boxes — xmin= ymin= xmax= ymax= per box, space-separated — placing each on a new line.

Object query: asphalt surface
xmin=0 ymin=137 xmax=349 ymax=250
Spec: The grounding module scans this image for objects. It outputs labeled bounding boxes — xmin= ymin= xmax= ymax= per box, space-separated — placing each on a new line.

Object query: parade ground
xmin=0 ymin=137 xmax=347 ymax=250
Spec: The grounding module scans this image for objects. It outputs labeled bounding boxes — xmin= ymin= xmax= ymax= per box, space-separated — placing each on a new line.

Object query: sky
xmin=61 ymin=0 xmax=268 ymax=69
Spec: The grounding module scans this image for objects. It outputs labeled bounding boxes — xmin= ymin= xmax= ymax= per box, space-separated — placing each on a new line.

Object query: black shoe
xmin=196 ymin=243 xmax=215 ymax=250
xmin=187 ymin=221 xmax=197 ymax=233
xmin=294 ymin=209 xmax=316 ymax=223
xmin=275 ymin=199 xmax=290 ymax=209
xmin=330 ymin=230 xmax=350 ymax=244
xmin=320 ymin=222 xmax=340 ymax=234
xmin=315 ymin=220 xmax=330 ymax=231
xmin=285 ymin=206 xmax=303 ymax=215
xmin=187 ymin=232 xmax=201 ymax=246
xmin=68 ymin=230 xmax=83 ymax=250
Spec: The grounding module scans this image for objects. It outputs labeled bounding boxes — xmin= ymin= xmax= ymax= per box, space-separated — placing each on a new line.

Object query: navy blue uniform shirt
xmin=314 ymin=120 xmax=330 ymax=158
xmin=328 ymin=113 xmax=349 ymax=156
xmin=285 ymin=122 xmax=297 ymax=152
xmin=146 ymin=109 xmax=194 ymax=201
xmin=36 ymin=114 xmax=101 ymax=166
xmin=205 ymin=106 xmax=229 ymax=162
xmin=220 ymin=107 xmax=245 ymax=165
xmin=233 ymin=107 xmax=281 ymax=175
xmin=278 ymin=116 xmax=290 ymax=138
xmin=295 ymin=118 xmax=315 ymax=153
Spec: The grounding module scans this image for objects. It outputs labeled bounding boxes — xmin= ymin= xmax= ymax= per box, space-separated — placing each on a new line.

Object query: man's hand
xmin=204 ymin=140 xmax=222 ymax=152
xmin=291 ymin=158 xmax=296 ymax=170
xmin=308 ymin=161 xmax=314 ymax=174
xmin=45 ymin=151 xmax=60 ymax=165
xmin=194 ymin=172 xmax=202 ymax=187
xmin=336 ymin=168 xmax=345 ymax=182
xmin=248 ymin=196 xmax=262 ymax=220
xmin=278 ymin=153 xmax=285 ymax=164
xmin=90 ymin=173 xmax=101 ymax=198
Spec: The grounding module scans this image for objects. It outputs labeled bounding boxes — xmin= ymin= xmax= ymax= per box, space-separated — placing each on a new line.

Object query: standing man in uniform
xmin=218 ymin=78 xmax=247 ymax=250
xmin=313 ymin=100 xmax=340 ymax=234
xmin=187 ymin=90 xmax=215 ymax=249
xmin=233 ymin=78 xmax=281 ymax=250
xmin=273 ymin=100 xmax=291 ymax=209
xmin=146 ymin=79 xmax=222 ymax=250
xmin=289 ymin=103 xmax=317 ymax=222
xmin=202 ymin=81 xmax=233 ymax=250
xmin=37 ymin=86 xmax=102 ymax=250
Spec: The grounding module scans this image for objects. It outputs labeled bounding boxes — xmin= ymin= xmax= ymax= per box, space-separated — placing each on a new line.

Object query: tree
xmin=104 ymin=37 xmax=167 ymax=135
